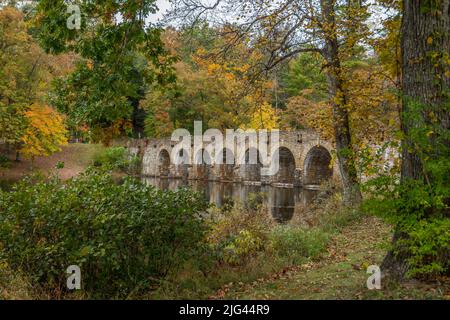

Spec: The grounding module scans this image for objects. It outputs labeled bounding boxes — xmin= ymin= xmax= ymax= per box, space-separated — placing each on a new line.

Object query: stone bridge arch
xmin=215 ymin=148 xmax=235 ymax=181
xmin=302 ymin=145 xmax=333 ymax=186
xmin=173 ymin=147 xmax=190 ymax=179
xmin=194 ymin=148 xmax=211 ymax=180
xmin=271 ymin=146 xmax=297 ymax=185
xmin=157 ymin=148 xmax=171 ymax=177
xmin=238 ymin=148 xmax=263 ymax=184
xmin=301 ymin=143 xmax=335 ymax=186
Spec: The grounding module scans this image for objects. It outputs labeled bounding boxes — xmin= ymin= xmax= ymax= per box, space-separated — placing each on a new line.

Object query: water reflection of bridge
xmin=131 ymin=130 xmax=339 ymax=187
xmin=142 ymin=178 xmax=320 ymax=223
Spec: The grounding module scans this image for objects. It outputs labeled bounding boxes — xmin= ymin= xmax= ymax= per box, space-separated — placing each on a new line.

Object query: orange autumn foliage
xmin=20 ymin=103 xmax=68 ymax=158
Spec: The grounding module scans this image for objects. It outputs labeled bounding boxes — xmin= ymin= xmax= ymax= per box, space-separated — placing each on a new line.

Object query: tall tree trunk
xmin=382 ymin=0 xmax=450 ymax=279
xmin=400 ymin=0 xmax=450 ymax=181
xmin=321 ymin=0 xmax=362 ymax=205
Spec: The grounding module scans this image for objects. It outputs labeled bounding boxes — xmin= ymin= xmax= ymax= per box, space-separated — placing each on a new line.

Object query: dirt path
xmin=213 ymin=216 xmax=449 ymax=300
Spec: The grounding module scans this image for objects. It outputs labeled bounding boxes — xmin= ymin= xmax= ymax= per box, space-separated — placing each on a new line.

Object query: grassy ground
xmin=0 ymin=143 xmax=106 ymax=182
xmin=211 ymin=216 xmax=450 ymax=300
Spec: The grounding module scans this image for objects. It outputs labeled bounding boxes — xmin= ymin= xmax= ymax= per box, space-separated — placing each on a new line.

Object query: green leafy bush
xmin=363 ymin=178 xmax=450 ymax=278
xmin=222 ymin=230 xmax=264 ymax=265
xmin=0 ymin=154 xmax=11 ymax=168
xmin=92 ymin=146 xmax=139 ymax=173
xmin=0 ymin=169 xmax=208 ymax=297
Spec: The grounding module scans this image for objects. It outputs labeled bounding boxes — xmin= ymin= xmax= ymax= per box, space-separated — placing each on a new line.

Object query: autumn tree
xmin=20 ymin=103 xmax=68 ymax=164
xmin=279 ymin=52 xmax=330 ymax=133
xmin=32 ymin=0 xmax=176 ymax=144
xmin=166 ymin=0 xmax=377 ymax=204
xmin=0 ymin=5 xmax=74 ymax=159
xmin=0 ymin=6 xmax=37 ymax=148
xmin=280 ymin=51 xmax=399 ymax=161
xmin=141 ymin=26 xmax=278 ymax=135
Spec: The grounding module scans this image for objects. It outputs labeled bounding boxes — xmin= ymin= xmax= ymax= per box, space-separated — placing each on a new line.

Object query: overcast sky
xmin=148 ymin=0 xmax=171 ymax=24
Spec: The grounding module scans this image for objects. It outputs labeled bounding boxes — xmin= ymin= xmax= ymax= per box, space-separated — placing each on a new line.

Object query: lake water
xmin=142 ymin=178 xmax=321 ymax=223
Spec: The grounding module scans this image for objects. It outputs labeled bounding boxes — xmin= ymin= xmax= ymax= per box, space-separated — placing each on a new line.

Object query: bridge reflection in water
xmin=142 ymin=178 xmax=319 ymax=223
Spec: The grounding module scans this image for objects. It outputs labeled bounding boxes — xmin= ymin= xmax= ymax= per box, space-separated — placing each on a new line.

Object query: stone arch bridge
xmin=125 ymin=130 xmax=340 ymax=188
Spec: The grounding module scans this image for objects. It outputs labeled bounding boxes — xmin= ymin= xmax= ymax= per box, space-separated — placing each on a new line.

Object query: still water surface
xmin=142 ymin=178 xmax=320 ymax=223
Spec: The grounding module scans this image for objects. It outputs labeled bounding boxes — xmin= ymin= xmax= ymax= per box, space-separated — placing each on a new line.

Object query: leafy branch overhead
xmin=34 ymin=0 xmax=177 ymax=140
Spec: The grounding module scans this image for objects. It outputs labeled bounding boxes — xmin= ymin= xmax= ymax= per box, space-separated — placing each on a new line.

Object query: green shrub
xmin=363 ymin=175 xmax=450 ymax=278
xmin=55 ymin=161 xmax=65 ymax=169
xmin=92 ymin=146 xmax=139 ymax=173
xmin=0 ymin=154 xmax=11 ymax=168
xmin=404 ymin=218 xmax=450 ymax=277
xmin=0 ymin=169 xmax=208 ymax=298
xmin=244 ymin=192 xmax=266 ymax=211
xmin=222 ymin=229 xmax=264 ymax=265
xmin=269 ymin=226 xmax=330 ymax=264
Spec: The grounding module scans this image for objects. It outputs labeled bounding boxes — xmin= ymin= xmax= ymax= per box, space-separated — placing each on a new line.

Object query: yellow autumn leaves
xmin=195 ymin=48 xmax=279 ymax=130
xmin=141 ymin=30 xmax=281 ymax=135
xmin=0 ymin=7 xmax=70 ymax=160
xmin=20 ymin=103 xmax=68 ymax=159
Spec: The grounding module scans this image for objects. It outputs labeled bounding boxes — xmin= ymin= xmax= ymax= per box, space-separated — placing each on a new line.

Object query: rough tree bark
xmin=401 ymin=0 xmax=450 ymax=181
xmin=321 ymin=0 xmax=362 ymax=205
xmin=381 ymin=0 xmax=450 ymax=279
